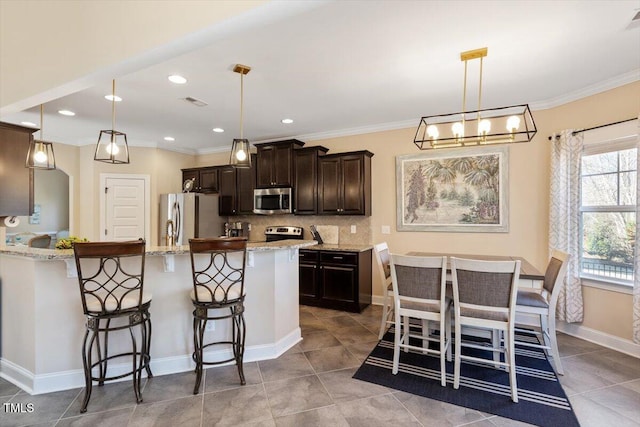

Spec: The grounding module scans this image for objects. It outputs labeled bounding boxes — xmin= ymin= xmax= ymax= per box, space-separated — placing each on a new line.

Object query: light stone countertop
xmin=301 ymin=243 xmax=373 ymax=253
xmin=0 ymin=239 xmax=318 ymax=260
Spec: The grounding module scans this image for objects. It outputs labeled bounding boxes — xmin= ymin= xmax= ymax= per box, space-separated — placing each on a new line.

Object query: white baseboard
xmin=0 ymin=328 xmax=302 ymax=395
xmin=556 ymin=321 xmax=640 ymax=358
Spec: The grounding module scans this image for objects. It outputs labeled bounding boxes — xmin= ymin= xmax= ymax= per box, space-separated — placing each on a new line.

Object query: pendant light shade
xmin=229 ymin=64 xmax=252 ymax=168
xmin=26 ymin=104 xmax=57 ymax=170
xmin=414 ymin=48 xmax=537 ymax=150
xmin=95 ymin=79 xmax=130 ymax=164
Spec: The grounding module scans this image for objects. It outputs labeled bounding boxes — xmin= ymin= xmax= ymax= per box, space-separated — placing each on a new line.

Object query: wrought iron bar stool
xmin=188 ymin=237 xmax=248 ymax=395
xmin=73 ymin=239 xmax=152 ymax=413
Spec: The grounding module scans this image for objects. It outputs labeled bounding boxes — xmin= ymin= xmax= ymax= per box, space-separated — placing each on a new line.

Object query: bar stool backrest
xmin=189 ymin=237 xmax=248 ymax=304
xmin=390 ymin=254 xmax=447 ymax=310
xmin=73 ymin=240 xmax=146 ymax=316
xmin=374 ymin=242 xmax=392 ymax=287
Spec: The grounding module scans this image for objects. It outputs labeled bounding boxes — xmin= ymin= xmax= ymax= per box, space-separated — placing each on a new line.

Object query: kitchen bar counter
xmin=0 ymin=239 xmax=316 ymax=395
xmin=0 ymin=239 xmax=318 ymax=260
xmin=300 ymin=243 xmax=373 ymax=252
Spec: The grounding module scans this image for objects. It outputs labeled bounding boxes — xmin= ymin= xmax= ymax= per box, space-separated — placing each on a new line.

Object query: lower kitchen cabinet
xmin=299 ymin=249 xmax=372 ymax=313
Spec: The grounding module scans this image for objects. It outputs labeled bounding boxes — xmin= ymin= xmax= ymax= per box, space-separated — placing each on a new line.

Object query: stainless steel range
xmin=264 ymin=226 xmax=303 ymax=242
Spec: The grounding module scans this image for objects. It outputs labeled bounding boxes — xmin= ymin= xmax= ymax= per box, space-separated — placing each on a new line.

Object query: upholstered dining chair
xmin=451 ymin=257 xmax=521 ymax=402
xmin=374 ymin=242 xmax=393 ymax=339
xmin=28 ymin=234 xmax=51 ymax=248
xmin=515 ymin=249 xmax=569 ymax=375
xmin=389 ymin=254 xmax=451 ymax=386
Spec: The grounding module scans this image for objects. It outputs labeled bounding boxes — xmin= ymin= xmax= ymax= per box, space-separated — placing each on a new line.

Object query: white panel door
xmin=105 ymin=177 xmax=146 ymax=241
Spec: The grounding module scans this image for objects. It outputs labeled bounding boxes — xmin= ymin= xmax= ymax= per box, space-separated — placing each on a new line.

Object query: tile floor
xmin=1 ymin=304 xmax=639 ymax=426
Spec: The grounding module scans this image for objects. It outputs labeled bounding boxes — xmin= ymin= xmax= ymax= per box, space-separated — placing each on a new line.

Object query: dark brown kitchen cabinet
xmin=293 ymin=146 xmax=328 ymax=215
xmin=236 ymin=153 xmax=256 ymax=215
xmin=298 ymin=249 xmax=372 ymax=313
xmin=318 ymin=151 xmax=373 ymax=216
xmin=255 ymin=140 xmax=304 ymax=188
xmin=0 ymin=122 xmax=36 ymax=216
xmin=218 ymin=166 xmax=237 ymax=216
xmin=217 ymin=154 xmax=256 ymax=216
xmin=181 ymin=167 xmax=219 ymax=193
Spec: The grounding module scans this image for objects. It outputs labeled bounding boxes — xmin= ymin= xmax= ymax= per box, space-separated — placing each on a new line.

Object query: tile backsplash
xmin=232 ymin=214 xmax=371 ymax=245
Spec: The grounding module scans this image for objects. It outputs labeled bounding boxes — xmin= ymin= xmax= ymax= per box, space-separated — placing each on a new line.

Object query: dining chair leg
xmin=445 ymin=310 xmax=452 ymax=362
xmin=392 ymin=312 xmax=401 ymax=375
xmin=422 ymin=319 xmax=429 ymax=354
xmin=492 ymin=329 xmax=501 ymax=369
xmin=547 ymin=313 xmax=564 ymax=375
xmin=439 ymin=318 xmax=446 ymax=387
xmin=403 ymin=316 xmax=410 ymax=353
xmin=506 ymin=327 xmax=518 ymax=403
xmin=453 ymin=319 xmax=462 ymax=389
xmin=378 ymin=290 xmax=391 ymax=339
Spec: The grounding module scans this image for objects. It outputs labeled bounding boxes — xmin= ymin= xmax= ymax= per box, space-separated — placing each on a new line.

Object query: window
xmin=580 ymin=145 xmax=636 ymax=285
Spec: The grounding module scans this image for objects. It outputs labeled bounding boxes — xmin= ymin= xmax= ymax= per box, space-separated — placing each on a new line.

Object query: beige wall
xmin=0 ymin=0 xmax=267 ymax=111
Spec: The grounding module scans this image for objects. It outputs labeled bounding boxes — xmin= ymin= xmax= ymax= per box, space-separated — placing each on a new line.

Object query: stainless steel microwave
xmin=253 ymin=188 xmax=292 ymax=215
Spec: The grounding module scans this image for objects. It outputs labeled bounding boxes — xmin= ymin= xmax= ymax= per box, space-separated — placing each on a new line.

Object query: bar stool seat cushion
xmin=86 ymin=292 xmax=152 ymax=313
xmin=190 ymin=288 xmax=244 ymax=304
xmin=516 ymin=290 xmax=549 ymax=309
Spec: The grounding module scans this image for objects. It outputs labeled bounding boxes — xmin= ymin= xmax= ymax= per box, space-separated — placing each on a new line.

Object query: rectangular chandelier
xmin=414 ymin=47 xmax=537 ymax=150
xmin=414 ymin=104 xmax=537 ymax=150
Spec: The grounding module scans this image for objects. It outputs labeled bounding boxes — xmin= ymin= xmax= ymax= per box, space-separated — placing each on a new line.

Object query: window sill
xmin=581 ymin=277 xmax=633 ymax=295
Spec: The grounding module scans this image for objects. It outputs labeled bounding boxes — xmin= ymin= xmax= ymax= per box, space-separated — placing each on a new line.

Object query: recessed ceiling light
xmin=281 ymin=118 xmax=294 ymax=124
xmin=58 ymin=110 xmax=75 ymax=116
xmin=163 ymin=136 xmax=175 ymax=141
xmin=212 ymin=128 xmax=224 ymax=133
xmin=21 ymin=121 xmax=37 ymax=127
xmin=104 ymin=94 xmax=122 ymax=102
xmin=168 ymin=75 xmax=187 ymax=84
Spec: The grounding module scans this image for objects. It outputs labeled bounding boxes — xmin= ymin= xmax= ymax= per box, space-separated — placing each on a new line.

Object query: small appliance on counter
xmin=224 ymin=221 xmax=250 ymax=238
xmin=264 ymin=226 xmax=303 ymax=242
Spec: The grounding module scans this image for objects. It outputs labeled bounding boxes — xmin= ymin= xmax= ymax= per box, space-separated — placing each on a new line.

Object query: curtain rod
xmin=547 ymin=117 xmax=637 ymax=140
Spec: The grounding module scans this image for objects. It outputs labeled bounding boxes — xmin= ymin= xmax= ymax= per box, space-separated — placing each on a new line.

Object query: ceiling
xmin=3 ymin=0 xmax=640 ymax=155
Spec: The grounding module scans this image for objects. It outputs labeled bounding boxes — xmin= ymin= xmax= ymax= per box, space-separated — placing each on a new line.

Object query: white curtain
xmin=634 ymin=118 xmax=640 ymax=344
xmin=549 ymin=129 xmax=584 ymax=323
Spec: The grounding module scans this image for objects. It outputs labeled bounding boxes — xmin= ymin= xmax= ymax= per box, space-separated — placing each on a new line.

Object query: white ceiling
xmin=3 ymin=0 xmax=640 ymax=154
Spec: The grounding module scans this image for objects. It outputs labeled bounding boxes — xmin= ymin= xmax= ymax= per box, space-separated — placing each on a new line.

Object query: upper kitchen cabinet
xmin=218 ymin=166 xmax=237 ymax=216
xmin=0 ymin=122 xmax=36 ymax=216
xmin=293 ymin=146 xmax=328 ymax=215
xmin=218 ymin=154 xmax=256 ymax=216
xmin=255 ymin=139 xmax=304 ymax=188
xmin=181 ymin=167 xmax=219 ymax=193
xmin=318 ymin=151 xmax=373 ymax=216
xmin=236 ymin=153 xmax=257 ymax=215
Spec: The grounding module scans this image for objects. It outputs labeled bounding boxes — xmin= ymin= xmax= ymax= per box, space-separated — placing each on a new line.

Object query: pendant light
xmin=414 ymin=47 xmax=537 ymax=150
xmin=229 ymin=64 xmax=252 ymax=168
xmin=94 ymin=79 xmax=130 ymax=164
xmin=25 ymin=104 xmax=56 ymax=170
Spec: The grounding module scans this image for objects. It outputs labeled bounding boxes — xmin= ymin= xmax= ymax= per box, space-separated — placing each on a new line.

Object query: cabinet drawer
xmin=299 ymin=250 xmax=319 ymax=262
xmin=320 ymin=251 xmax=357 ymax=265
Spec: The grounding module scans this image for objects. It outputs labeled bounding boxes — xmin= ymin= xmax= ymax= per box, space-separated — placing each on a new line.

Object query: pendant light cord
xmin=477 ymin=56 xmax=483 ymax=113
xmin=240 ymin=72 xmax=244 ymax=140
xmin=112 ymin=79 xmax=116 ymax=131
xmin=39 ymin=104 xmax=44 ymax=140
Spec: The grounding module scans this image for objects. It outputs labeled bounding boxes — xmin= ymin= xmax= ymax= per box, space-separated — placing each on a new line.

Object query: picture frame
xmin=396 ymin=145 xmax=509 ymax=233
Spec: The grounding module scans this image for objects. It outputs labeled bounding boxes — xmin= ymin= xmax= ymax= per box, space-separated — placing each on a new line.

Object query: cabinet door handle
xmin=333 ymin=256 xmax=343 ymax=260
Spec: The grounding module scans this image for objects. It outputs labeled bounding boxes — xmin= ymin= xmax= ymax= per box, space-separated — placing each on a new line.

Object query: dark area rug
xmin=353 ymin=329 xmax=580 ymax=427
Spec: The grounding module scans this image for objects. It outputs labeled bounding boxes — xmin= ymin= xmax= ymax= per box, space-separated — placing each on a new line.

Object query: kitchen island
xmin=0 ymin=239 xmax=316 ymax=394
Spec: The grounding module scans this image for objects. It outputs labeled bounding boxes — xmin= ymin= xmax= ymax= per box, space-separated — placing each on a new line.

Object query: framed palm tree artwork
xmin=396 ymin=146 xmax=509 ymax=232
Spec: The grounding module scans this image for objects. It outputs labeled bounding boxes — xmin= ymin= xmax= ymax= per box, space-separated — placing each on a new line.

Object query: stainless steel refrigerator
xmin=159 ymin=193 xmax=223 ymax=246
